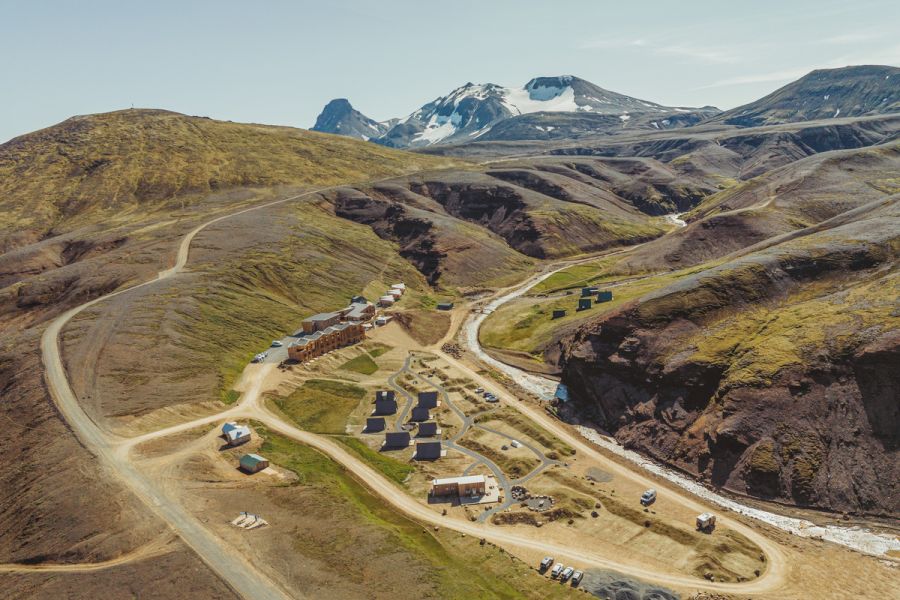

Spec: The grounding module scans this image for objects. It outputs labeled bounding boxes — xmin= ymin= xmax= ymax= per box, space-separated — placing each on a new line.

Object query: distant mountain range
xmin=712 ymin=65 xmax=900 ymax=127
xmin=312 ymin=66 xmax=900 ymax=147
xmin=312 ymin=75 xmax=719 ymax=148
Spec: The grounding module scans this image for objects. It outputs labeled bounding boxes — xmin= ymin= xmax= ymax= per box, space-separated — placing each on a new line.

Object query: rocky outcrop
xmin=557 ymin=203 xmax=900 ymax=516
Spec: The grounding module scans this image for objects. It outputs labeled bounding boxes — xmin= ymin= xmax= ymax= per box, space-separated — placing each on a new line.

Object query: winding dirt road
xmin=39 ymin=186 xmax=792 ymax=598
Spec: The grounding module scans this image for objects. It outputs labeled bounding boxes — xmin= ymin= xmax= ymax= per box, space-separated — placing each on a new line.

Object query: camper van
xmin=640 ymin=489 xmax=657 ymax=506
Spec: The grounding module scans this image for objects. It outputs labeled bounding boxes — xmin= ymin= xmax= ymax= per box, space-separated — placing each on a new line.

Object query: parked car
xmin=482 ymin=391 xmax=492 ymax=398
xmin=271 ymin=340 xmax=283 ymax=347
xmin=539 ymin=556 xmax=554 ymax=571
xmin=571 ymin=570 xmax=584 ymax=585
xmin=640 ymin=488 xmax=657 ymax=506
xmin=252 ymin=352 xmax=267 ymax=363
xmin=510 ymin=440 xmax=521 ymax=448
xmin=560 ymin=566 xmax=574 ymax=582
xmin=550 ymin=563 xmax=564 ymax=578
xmin=474 ymin=387 xmax=484 ymax=394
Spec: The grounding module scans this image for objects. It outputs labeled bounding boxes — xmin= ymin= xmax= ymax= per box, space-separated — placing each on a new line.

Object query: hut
xmin=417 ymin=421 xmax=441 ymax=437
xmin=373 ymin=398 xmax=398 ymax=416
xmin=383 ymin=431 xmax=411 ymax=449
xmin=239 ymin=454 xmax=269 ymax=474
xmin=581 ymin=286 xmax=598 ymax=297
xmin=577 ymin=297 xmax=592 ymax=311
xmin=417 ymin=391 xmax=439 ymax=409
xmin=436 ymin=302 xmax=454 ymax=311
xmin=596 ymin=290 xmax=613 ymax=303
xmin=222 ymin=422 xmax=251 ymax=446
xmin=375 ymin=390 xmax=395 ymax=402
xmin=414 ymin=441 xmax=443 ymax=461
xmin=552 ymin=309 xmax=567 ymax=319
xmin=410 ymin=406 xmax=430 ymax=422
xmin=364 ymin=417 xmax=386 ymax=433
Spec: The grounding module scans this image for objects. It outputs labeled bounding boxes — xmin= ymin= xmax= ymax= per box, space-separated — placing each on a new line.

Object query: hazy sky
xmin=2 ymin=0 xmax=899 ymax=142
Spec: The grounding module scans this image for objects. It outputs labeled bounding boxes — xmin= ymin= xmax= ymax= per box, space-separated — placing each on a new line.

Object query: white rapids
xmin=463 ymin=262 xmax=900 ymax=559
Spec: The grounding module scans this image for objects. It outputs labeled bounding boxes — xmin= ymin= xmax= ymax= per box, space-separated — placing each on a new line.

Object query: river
xmin=461 ymin=258 xmax=900 ymax=559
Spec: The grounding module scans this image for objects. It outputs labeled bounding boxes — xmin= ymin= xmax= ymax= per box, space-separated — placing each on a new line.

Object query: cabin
xmin=410 ymin=406 xmax=430 ymax=422
xmin=239 ymin=454 xmax=269 ymax=474
xmin=436 ymin=302 xmax=454 ymax=311
xmin=383 ymin=431 xmax=411 ymax=449
xmin=375 ymin=390 xmax=395 ymax=402
xmin=414 ymin=441 xmax=443 ymax=460
xmin=373 ymin=399 xmax=398 ymax=416
xmin=364 ymin=417 xmax=386 ymax=433
xmin=378 ymin=295 xmax=395 ymax=307
xmin=417 ymin=391 xmax=439 ymax=409
xmin=417 ymin=421 xmax=441 ymax=437
xmin=581 ymin=286 xmax=598 ymax=297
xmin=222 ymin=422 xmax=251 ymax=446
xmin=430 ymin=475 xmax=486 ymax=497
xmin=696 ymin=513 xmax=717 ymax=532
xmin=596 ymin=290 xmax=613 ymax=303
xmin=577 ymin=297 xmax=593 ymax=311
xmin=552 ymin=309 xmax=567 ymax=319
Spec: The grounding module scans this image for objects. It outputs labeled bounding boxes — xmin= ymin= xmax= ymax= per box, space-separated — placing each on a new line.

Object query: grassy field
xmin=393 ymin=309 xmax=452 ymax=345
xmin=170 ymin=204 xmax=428 ymax=405
xmin=339 ymin=352 xmax=380 ymax=375
xmin=258 ymin=429 xmax=579 ymax=599
xmin=271 ymin=379 xmax=367 ymax=434
xmin=0 ymin=108 xmax=460 ymax=244
xmin=333 ymin=436 xmax=415 ymax=485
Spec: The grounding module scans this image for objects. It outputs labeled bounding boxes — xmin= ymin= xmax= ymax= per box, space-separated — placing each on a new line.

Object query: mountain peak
xmin=312 ymin=98 xmax=389 ymax=141
xmin=714 ymin=64 xmax=900 ymax=127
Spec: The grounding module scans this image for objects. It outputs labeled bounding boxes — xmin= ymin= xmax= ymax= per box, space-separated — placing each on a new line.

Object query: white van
xmin=640 ymin=488 xmax=657 ymax=506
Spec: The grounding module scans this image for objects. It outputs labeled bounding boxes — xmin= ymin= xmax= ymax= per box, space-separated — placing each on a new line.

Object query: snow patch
xmin=502 ymin=85 xmax=578 ymax=115
xmin=833 ymin=108 xmax=841 ymax=118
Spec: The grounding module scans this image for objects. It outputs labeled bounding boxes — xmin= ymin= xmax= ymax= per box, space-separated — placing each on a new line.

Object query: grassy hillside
xmin=0 ymin=108 xmax=458 ymax=248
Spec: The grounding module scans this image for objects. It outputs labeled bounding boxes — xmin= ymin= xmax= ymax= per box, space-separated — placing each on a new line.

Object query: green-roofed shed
xmin=239 ymin=453 xmax=269 ymax=474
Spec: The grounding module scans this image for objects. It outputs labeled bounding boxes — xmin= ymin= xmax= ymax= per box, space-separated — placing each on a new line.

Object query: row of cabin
xmin=378 ymin=283 xmax=406 ymax=307
xmin=365 ymin=416 xmax=440 ymax=436
xmin=221 ymin=423 xmax=270 ymax=474
xmin=380 ymin=432 xmax=443 ymax=460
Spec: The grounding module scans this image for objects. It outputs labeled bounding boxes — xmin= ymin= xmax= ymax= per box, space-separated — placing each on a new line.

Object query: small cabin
xmin=239 ymin=453 xmax=269 ymax=474
xmin=581 ymin=286 xmax=598 ymax=297
xmin=414 ymin=441 xmax=443 ymax=461
xmin=410 ymin=406 xmax=430 ymax=422
xmin=577 ymin=297 xmax=593 ymax=311
xmin=364 ymin=417 xmax=386 ymax=433
xmin=436 ymin=302 xmax=454 ymax=311
xmin=596 ymin=290 xmax=613 ymax=303
xmin=417 ymin=391 xmax=439 ymax=409
xmin=383 ymin=431 xmax=411 ymax=449
xmin=552 ymin=309 xmax=567 ymax=319
xmin=696 ymin=512 xmax=716 ymax=532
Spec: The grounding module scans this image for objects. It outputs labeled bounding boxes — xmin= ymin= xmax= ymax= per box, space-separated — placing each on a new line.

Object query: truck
xmin=696 ymin=512 xmax=716 ymax=532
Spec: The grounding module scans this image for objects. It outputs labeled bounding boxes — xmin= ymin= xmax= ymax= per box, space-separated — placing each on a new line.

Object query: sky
xmin=1 ymin=0 xmax=899 ymax=142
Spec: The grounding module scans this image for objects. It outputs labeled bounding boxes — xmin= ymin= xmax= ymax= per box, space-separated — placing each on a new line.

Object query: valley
xmin=1 ymin=63 xmax=898 ymax=600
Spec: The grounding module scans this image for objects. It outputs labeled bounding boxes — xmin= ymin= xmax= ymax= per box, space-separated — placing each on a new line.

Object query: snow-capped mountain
xmin=311 ymin=76 xmax=719 ymax=147
xmin=311 ymin=98 xmax=397 ymax=141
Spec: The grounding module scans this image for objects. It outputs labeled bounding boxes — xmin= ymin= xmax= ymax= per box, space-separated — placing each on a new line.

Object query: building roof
xmin=303 ymin=311 xmax=341 ymax=323
xmin=432 ymin=474 xmax=485 ymax=486
xmin=414 ymin=441 xmax=442 ymax=459
xmin=226 ymin=426 xmax=251 ymax=442
xmin=345 ymin=302 xmax=372 ymax=319
xmin=240 ymin=453 xmax=267 ymax=467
